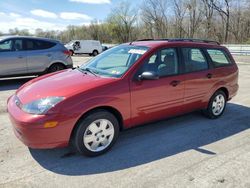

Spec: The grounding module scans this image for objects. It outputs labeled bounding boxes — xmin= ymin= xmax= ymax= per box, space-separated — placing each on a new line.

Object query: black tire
xmin=69 ymin=50 xmax=74 ymax=56
xmin=203 ymin=90 xmax=227 ymax=119
xmin=72 ymin=110 xmax=120 ymax=156
xmin=48 ymin=63 xmax=65 ymax=73
xmin=92 ymin=50 xmax=98 ymax=56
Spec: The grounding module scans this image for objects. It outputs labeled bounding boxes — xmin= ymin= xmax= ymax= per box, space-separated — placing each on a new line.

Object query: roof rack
xmin=135 ymin=39 xmax=154 ymax=41
xmin=129 ymin=39 xmax=153 ymax=44
xmin=163 ymin=38 xmax=220 ymax=45
xmin=132 ymin=38 xmax=220 ymax=45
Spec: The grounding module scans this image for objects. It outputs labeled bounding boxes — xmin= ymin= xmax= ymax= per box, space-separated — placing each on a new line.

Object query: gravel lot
xmin=0 ymin=55 xmax=249 ymax=188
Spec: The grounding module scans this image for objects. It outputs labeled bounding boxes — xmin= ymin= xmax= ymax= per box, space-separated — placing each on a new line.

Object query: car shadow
xmin=0 ymin=77 xmax=34 ymax=91
xmin=29 ymin=103 xmax=250 ymax=176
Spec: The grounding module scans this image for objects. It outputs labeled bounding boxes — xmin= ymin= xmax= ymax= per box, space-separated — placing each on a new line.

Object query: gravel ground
xmin=0 ymin=55 xmax=249 ymax=188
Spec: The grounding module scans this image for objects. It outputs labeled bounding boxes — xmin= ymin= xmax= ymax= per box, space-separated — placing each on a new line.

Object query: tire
xmin=69 ymin=50 xmax=74 ymax=56
xmin=203 ymin=90 xmax=227 ymax=119
xmin=48 ymin=63 xmax=65 ymax=73
xmin=72 ymin=110 xmax=120 ymax=156
xmin=92 ymin=50 xmax=98 ymax=56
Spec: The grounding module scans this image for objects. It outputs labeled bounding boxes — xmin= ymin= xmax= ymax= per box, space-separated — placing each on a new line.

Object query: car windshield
xmin=66 ymin=41 xmax=75 ymax=45
xmin=80 ymin=45 xmax=149 ymax=78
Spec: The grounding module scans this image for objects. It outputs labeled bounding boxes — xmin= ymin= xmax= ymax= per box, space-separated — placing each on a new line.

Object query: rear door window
xmin=181 ymin=48 xmax=208 ymax=73
xmin=207 ymin=49 xmax=231 ymax=67
xmin=25 ymin=39 xmax=56 ymax=50
xmin=13 ymin=39 xmax=24 ymax=51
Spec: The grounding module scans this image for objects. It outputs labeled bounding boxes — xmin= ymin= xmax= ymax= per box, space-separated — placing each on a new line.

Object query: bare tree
xmin=173 ymin=0 xmax=187 ymax=38
xmin=186 ymin=0 xmax=203 ymax=38
xmin=212 ymin=0 xmax=231 ymax=43
xmin=107 ymin=1 xmax=137 ymax=42
xmin=2 ymin=0 xmax=250 ymax=44
xmin=89 ymin=20 xmax=100 ymax=40
xmin=141 ymin=0 xmax=169 ymax=38
xmin=202 ymin=0 xmax=214 ymax=38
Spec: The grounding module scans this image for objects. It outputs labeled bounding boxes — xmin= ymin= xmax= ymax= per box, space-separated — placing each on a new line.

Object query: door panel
xmin=130 ymin=47 xmax=184 ymax=127
xmin=0 ymin=39 xmax=27 ymax=76
xmin=26 ymin=49 xmax=51 ymax=73
xmin=181 ymin=48 xmax=215 ymax=111
xmin=130 ymin=76 xmax=185 ymax=126
xmin=25 ymin=39 xmax=53 ymax=73
xmin=73 ymin=41 xmax=82 ymax=53
xmin=80 ymin=41 xmax=90 ymax=53
xmin=0 ymin=51 xmax=27 ymax=76
xmin=183 ymin=70 xmax=215 ymax=110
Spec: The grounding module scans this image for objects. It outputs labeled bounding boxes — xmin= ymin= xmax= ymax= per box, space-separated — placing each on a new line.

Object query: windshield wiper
xmin=81 ymin=67 xmax=98 ymax=77
xmin=75 ymin=66 xmax=84 ymax=72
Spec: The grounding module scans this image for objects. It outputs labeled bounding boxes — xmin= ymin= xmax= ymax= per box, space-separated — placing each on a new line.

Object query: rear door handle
xmin=47 ymin=54 xmax=52 ymax=57
xmin=170 ymin=80 xmax=181 ymax=87
xmin=207 ymin=73 xmax=213 ymax=79
xmin=18 ymin=55 xmax=23 ymax=59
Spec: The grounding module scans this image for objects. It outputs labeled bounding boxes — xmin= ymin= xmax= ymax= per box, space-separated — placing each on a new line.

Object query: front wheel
xmin=72 ymin=110 xmax=119 ymax=156
xmin=203 ymin=90 xmax=227 ymax=119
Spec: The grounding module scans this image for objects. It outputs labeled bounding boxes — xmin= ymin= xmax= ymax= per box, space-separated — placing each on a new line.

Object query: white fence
xmin=223 ymin=45 xmax=250 ymax=56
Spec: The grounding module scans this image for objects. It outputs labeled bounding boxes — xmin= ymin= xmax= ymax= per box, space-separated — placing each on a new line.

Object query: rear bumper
xmin=7 ymin=95 xmax=75 ymax=149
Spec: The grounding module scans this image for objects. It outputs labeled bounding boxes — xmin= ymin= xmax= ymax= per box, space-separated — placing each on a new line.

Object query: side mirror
xmin=138 ymin=71 xmax=159 ymax=81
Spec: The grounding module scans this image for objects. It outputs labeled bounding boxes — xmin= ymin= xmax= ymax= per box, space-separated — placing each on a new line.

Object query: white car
xmin=65 ymin=40 xmax=102 ymax=56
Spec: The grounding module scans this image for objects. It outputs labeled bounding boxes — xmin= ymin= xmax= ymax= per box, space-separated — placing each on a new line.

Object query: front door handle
xmin=207 ymin=73 xmax=213 ymax=79
xmin=18 ymin=55 xmax=23 ymax=59
xmin=170 ymin=80 xmax=181 ymax=87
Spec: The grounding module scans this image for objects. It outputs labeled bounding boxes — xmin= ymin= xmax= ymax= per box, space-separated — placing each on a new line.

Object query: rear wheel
xmin=72 ymin=110 xmax=119 ymax=156
xmin=48 ymin=63 xmax=65 ymax=73
xmin=69 ymin=50 xmax=74 ymax=56
xmin=92 ymin=50 xmax=98 ymax=56
xmin=203 ymin=90 xmax=227 ymax=119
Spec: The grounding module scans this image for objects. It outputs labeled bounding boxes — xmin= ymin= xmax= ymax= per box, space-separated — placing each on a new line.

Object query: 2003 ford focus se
xmin=7 ymin=39 xmax=238 ymax=156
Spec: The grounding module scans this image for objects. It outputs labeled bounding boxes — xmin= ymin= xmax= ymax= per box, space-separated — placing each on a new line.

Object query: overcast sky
xmin=0 ymin=0 xmax=142 ymax=33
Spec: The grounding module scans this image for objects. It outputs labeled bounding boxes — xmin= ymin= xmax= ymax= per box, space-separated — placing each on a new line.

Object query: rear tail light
xmin=63 ymin=50 xmax=71 ymax=56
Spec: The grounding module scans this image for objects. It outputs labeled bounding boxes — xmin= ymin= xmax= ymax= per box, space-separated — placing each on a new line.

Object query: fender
xmin=202 ymin=80 xmax=229 ymax=108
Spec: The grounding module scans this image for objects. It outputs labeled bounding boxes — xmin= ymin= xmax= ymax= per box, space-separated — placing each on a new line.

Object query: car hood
xmin=65 ymin=44 xmax=72 ymax=49
xmin=16 ymin=69 xmax=116 ymax=104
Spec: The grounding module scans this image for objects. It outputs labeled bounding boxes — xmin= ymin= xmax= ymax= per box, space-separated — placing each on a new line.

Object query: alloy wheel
xmin=83 ymin=119 xmax=115 ymax=152
xmin=212 ymin=94 xmax=225 ymax=116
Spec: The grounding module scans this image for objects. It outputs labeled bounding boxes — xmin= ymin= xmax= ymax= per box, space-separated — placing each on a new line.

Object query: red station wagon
xmin=7 ymin=39 xmax=239 ymax=156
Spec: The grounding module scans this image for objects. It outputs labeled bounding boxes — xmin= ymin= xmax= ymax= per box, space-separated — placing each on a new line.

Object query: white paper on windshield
xmin=128 ymin=49 xmax=147 ymax=55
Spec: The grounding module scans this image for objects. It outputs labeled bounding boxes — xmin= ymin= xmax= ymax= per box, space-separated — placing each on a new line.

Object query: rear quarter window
xmin=207 ymin=49 xmax=231 ymax=67
xmin=26 ymin=39 xmax=56 ymax=50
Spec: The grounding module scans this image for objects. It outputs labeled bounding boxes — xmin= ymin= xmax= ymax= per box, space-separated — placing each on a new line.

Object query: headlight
xmin=21 ymin=97 xmax=65 ymax=115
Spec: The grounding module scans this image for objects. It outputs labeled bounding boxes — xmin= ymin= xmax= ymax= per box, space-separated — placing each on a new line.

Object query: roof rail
xmin=131 ymin=38 xmax=220 ymax=45
xmin=129 ymin=39 xmax=154 ymax=44
xmin=135 ymin=39 xmax=154 ymax=41
xmin=162 ymin=38 xmax=220 ymax=45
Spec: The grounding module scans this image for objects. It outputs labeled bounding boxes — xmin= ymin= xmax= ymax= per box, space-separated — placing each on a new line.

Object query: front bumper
xmin=7 ymin=95 xmax=74 ymax=149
